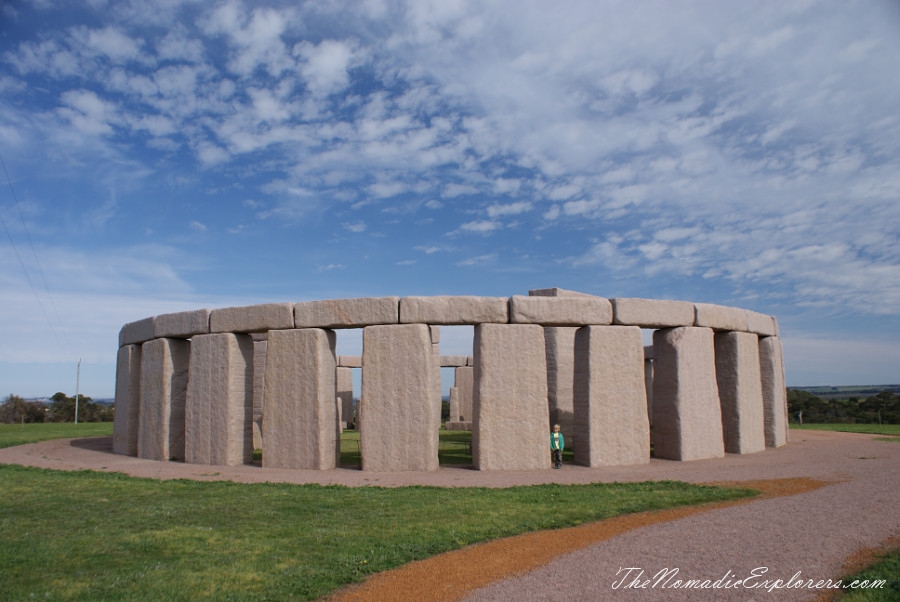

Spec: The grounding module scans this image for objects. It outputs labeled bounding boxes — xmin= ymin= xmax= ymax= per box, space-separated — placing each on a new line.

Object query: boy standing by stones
xmin=550 ymin=424 xmax=564 ymax=469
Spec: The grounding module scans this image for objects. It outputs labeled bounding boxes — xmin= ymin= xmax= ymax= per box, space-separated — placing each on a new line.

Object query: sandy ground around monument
xmin=1 ymin=430 xmax=899 ymax=601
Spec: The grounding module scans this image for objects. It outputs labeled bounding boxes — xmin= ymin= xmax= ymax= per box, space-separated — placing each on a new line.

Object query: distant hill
xmin=790 ymin=384 xmax=900 ymax=400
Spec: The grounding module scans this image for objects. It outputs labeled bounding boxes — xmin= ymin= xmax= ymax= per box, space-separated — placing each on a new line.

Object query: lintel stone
xmin=338 ymin=355 xmax=362 ymax=368
xmin=440 ymin=355 xmax=469 ymax=367
xmin=509 ymin=295 xmax=612 ymax=325
xmin=694 ymin=303 xmax=749 ymax=332
xmin=528 ymin=287 xmax=597 ymax=298
xmin=209 ymin=302 xmax=294 ymax=333
xmin=611 ymin=298 xmax=695 ymax=328
xmin=154 ymin=308 xmax=210 ymax=339
xmin=294 ymin=296 xmax=399 ymax=328
xmin=119 ymin=316 xmax=155 ymax=346
xmin=746 ymin=310 xmax=778 ymax=336
xmin=400 ymin=296 xmax=508 ymax=325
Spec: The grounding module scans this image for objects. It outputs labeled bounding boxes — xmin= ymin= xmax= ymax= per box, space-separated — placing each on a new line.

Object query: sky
xmin=1 ymin=0 xmax=899 ymax=399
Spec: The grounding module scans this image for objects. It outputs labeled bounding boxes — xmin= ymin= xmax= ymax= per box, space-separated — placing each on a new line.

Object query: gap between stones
xmin=326 ymin=477 xmax=834 ymax=602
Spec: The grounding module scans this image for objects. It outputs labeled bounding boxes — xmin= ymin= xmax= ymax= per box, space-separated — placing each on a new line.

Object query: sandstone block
xmin=694 ymin=303 xmax=749 ymax=332
xmin=454 ymin=366 xmax=474 ymax=421
xmin=360 ymin=324 xmax=439 ymax=472
xmin=644 ymin=357 xmax=654 ymax=427
xmin=119 ymin=316 xmax=155 ymax=346
xmin=112 ymin=344 xmax=142 ymax=456
xmin=336 ymin=366 xmax=354 ymax=427
xmin=509 ymin=295 xmax=612 ymax=325
xmin=573 ymin=325 xmax=650 ymax=466
xmin=263 ymin=329 xmax=339 ymax=470
xmin=544 ymin=327 xmax=577 ymax=437
xmin=444 ymin=421 xmax=472 ymax=431
xmin=528 ymin=288 xmax=596 ymax=297
xmin=338 ymin=355 xmax=362 ymax=368
xmin=715 ymin=332 xmax=766 ymax=454
xmin=138 ymin=338 xmax=190 ymax=461
xmin=759 ymin=336 xmax=789 ymax=448
xmin=154 ymin=309 xmax=210 ymax=339
xmin=400 ymin=296 xmax=508 ymax=325
xmin=448 ymin=386 xmax=460 ymax=422
xmin=294 ymin=297 xmax=399 ymax=328
xmin=473 ymin=324 xmax=550 ymax=470
xmin=252 ymin=339 xmax=267 ymax=449
xmin=611 ymin=298 xmax=694 ymax=328
xmin=440 ymin=355 xmax=469 ymax=367
xmin=209 ymin=302 xmax=294 ymax=333
xmin=184 ymin=333 xmax=254 ymax=466
xmin=651 ymin=327 xmax=725 ymax=461
xmin=746 ymin=311 xmax=778 ymax=336
xmin=430 ymin=325 xmax=440 ymax=343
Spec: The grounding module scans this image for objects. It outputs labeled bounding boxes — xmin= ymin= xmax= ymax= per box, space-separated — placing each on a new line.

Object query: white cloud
xmin=486 ymin=201 xmax=531 ymax=217
xmin=343 ymin=221 xmax=366 ymax=233
xmin=459 ymin=220 xmax=501 ymax=234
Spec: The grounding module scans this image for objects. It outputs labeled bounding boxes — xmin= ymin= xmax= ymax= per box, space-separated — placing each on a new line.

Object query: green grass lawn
xmin=790 ymin=423 xmax=900 ymax=436
xmin=836 ymin=546 xmax=900 ymax=601
xmin=0 ymin=421 xmax=113 ymax=448
xmin=0 ymin=464 xmax=757 ymax=601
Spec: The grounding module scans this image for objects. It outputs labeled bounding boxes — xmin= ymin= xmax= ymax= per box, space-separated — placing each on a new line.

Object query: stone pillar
xmin=336 ymin=366 xmax=354 ymax=428
xmin=360 ymin=324 xmax=439 ymax=472
xmin=263 ymin=328 xmax=339 ymax=470
xmin=252 ymin=337 xmax=267 ymax=450
xmin=184 ymin=333 xmax=254 ymax=466
xmin=112 ymin=344 xmax=142 ymax=456
xmin=431 ymin=326 xmax=442 ymax=430
xmin=473 ymin=324 xmax=550 ymax=470
xmin=715 ymin=331 xmax=766 ymax=454
xmin=138 ymin=338 xmax=190 ymax=461
xmin=651 ymin=327 xmax=724 ymax=461
xmin=448 ymin=387 xmax=460 ymax=422
xmin=644 ymin=355 xmax=654 ymax=428
xmin=454 ymin=366 xmax=474 ymax=421
xmin=760 ymin=335 xmax=789 ymax=448
xmin=543 ymin=326 xmax=577 ymax=439
xmin=573 ymin=325 xmax=649 ymax=466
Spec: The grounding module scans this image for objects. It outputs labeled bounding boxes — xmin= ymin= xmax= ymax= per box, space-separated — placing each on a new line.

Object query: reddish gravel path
xmin=1 ymin=430 xmax=898 ymax=601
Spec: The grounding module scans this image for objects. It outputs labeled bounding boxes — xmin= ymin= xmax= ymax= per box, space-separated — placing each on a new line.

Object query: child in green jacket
xmin=550 ymin=424 xmax=564 ymax=469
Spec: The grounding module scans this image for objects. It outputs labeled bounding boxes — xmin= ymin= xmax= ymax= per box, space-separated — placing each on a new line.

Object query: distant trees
xmin=788 ymin=389 xmax=900 ymax=424
xmin=0 ymin=393 xmax=114 ymax=424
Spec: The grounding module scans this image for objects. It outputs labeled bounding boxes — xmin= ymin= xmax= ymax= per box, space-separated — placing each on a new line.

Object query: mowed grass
xmin=837 ymin=547 xmax=900 ymax=601
xmin=0 ymin=421 xmax=113 ymax=448
xmin=0 ymin=464 xmax=757 ymax=601
xmin=791 ymin=423 xmax=900 ymax=437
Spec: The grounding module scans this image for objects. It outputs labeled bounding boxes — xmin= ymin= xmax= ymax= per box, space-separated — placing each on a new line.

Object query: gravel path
xmin=1 ymin=430 xmax=898 ymax=601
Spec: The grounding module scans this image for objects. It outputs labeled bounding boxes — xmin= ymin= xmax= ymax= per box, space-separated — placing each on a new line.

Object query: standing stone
xmin=113 ymin=344 xmax=142 ymax=456
xmin=544 ymin=327 xmax=577 ymax=438
xmin=336 ymin=366 xmax=354 ymax=428
xmin=473 ymin=324 xmax=550 ymax=470
xmin=759 ymin=335 xmax=789 ymax=448
xmin=184 ymin=333 xmax=254 ymax=466
xmin=263 ymin=329 xmax=339 ymax=470
xmin=714 ymin=331 xmax=766 ymax=454
xmin=454 ymin=366 xmax=474 ymax=421
xmin=573 ymin=326 xmax=650 ymax=466
xmin=448 ymin=387 xmax=460 ymax=422
xmin=252 ymin=338 xmax=267 ymax=450
xmin=652 ymin=327 xmax=725 ymax=461
xmin=431 ymin=326 xmax=442 ymax=431
xmin=644 ymin=358 xmax=654 ymax=427
xmin=138 ymin=338 xmax=190 ymax=461
xmin=360 ymin=324 xmax=439 ymax=472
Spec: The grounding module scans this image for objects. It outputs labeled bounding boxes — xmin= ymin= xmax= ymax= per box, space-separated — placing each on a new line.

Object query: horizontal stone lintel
xmin=440 ymin=355 xmax=471 ymax=367
xmin=337 ymin=355 xmax=362 ymax=368
xmin=399 ymin=296 xmax=509 ymax=325
xmin=510 ymin=295 xmax=612 ymax=325
xmin=294 ymin=297 xmax=399 ymax=329
xmin=154 ymin=308 xmax=211 ymax=339
xmin=210 ymin=302 xmax=294 ymax=333
xmin=119 ymin=316 xmax=155 ymax=346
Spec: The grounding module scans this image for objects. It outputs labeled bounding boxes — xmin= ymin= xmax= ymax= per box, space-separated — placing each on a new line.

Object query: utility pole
xmin=74 ymin=358 xmax=81 ymax=424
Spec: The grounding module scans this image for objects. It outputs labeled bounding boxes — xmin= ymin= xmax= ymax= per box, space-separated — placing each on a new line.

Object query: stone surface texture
xmin=694 ymin=302 xmax=749 ymax=332
xmin=184 ymin=333 xmax=254 ymax=466
xmin=263 ymin=329 xmax=339 ymax=470
xmin=543 ymin=326 xmax=577 ymax=437
xmin=294 ymin=297 xmax=399 ymax=328
xmin=400 ymin=296 xmax=508 ymax=325
xmin=138 ymin=338 xmax=189 ymax=462
xmin=573 ymin=326 xmax=650 ymax=467
xmin=336 ymin=366 xmax=354 ymax=426
xmin=360 ymin=324 xmax=439 ymax=472
xmin=651 ymin=327 xmax=725 ymax=461
xmin=112 ymin=344 xmax=142 ymax=455
xmin=454 ymin=366 xmax=474 ymax=422
xmin=760 ymin=335 xmax=790 ymax=448
xmin=338 ymin=355 xmax=362 ymax=368
xmin=714 ymin=331 xmax=766 ymax=454
xmin=209 ymin=303 xmax=294 ymax=333
xmin=153 ymin=309 xmax=210 ymax=339
xmin=440 ymin=355 xmax=469 ymax=367
xmin=119 ymin=316 xmax=155 ymax=346
xmin=509 ymin=295 xmax=612 ymax=325
xmin=527 ymin=287 xmax=596 ymax=298
xmin=473 ymin=324 xmax=550 ymax=471
xmin=252 ymin=339 xmax=267 ymax=450
xmin=448 ymin=387 xmax=460 ymax=422
xmin=746 ymin=310 xmax=778 ymax=336
xmin=610 ymin=298 xmax=695 ymax=328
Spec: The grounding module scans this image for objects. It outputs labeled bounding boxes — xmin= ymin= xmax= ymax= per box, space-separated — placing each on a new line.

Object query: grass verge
xmin=0 ymin=465 xmax=756 ymax=601
xmin=791 ymin=424 xmax=900 ymax=436
xmin=834 ymin=546 xmax=900 ymax=601
xmin=0 ymin=421 xmax=113 ymax=448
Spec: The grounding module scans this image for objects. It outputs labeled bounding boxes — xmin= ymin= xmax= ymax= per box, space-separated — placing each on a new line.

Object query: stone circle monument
xmin=112 ymin=288 xmax=788 ymax=472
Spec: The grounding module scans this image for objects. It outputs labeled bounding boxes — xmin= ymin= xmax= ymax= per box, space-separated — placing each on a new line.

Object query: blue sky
xmin=1 ymin=0 xmax=899 ymax=399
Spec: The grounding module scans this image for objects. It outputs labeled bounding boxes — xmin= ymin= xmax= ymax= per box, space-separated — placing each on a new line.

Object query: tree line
xmin=0 ymin=392 xmax=114 ymax=424
xmin=788 ymin=389 xmax=900 ymax=424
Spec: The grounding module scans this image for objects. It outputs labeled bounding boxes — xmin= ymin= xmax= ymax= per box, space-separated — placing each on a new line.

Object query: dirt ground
xmin=1 ymin=430 xmax=898 ymax=601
